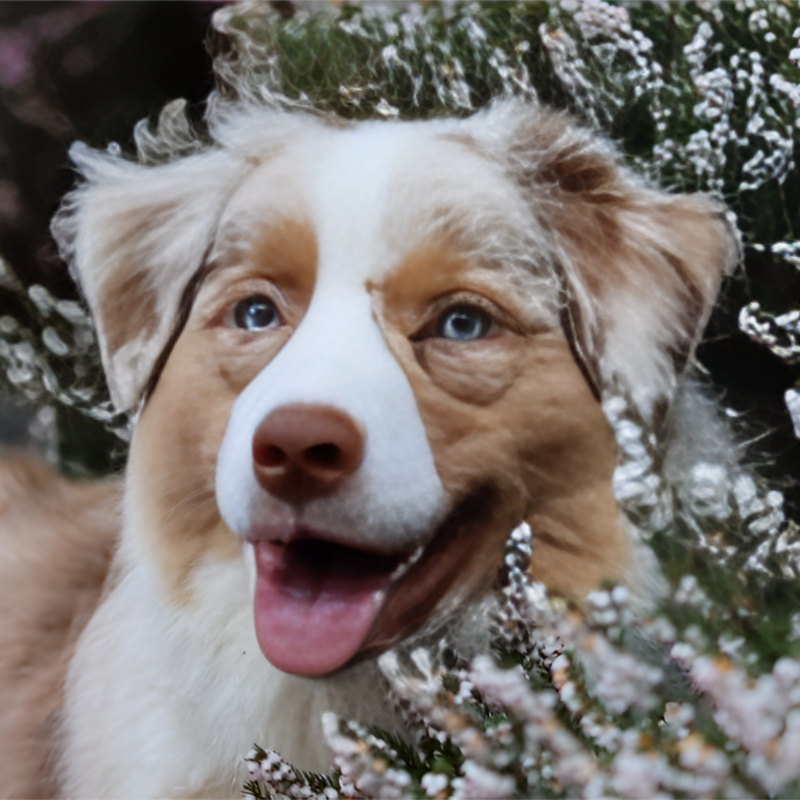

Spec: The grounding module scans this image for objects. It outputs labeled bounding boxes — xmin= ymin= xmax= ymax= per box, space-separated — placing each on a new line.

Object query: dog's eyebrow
xmin=418 ymin=208 xmax=552 ymax=285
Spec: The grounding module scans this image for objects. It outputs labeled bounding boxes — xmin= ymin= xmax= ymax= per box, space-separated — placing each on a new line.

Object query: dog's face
xmin=54 ymin=103 xmax=737 ymax=678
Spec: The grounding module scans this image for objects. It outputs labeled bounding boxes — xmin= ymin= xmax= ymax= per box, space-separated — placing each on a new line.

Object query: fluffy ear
xmin=52 ymin=144 xmax=245 ymax=411
xmin=479 ymin=102 xmax=740 ymax=418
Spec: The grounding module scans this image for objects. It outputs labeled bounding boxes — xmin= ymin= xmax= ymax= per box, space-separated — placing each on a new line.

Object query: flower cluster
xmin=670 ymin=648 xmax=800 ymax=796
xmin=250 ymin=520 xmax=773 ymax=799
xmin=243 ymin=746 xmax=345 ymax=800
xmin=739 ymin=302 xmax=800 ymax=364
xmin=739 ymin=302 xmax=800 ymax=441
xmin=0 ymin=260 xmax=129 ymax=459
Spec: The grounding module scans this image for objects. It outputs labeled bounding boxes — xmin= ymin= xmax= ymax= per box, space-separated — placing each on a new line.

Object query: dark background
xmin=0 ymin=2 xmax=226 ymax=295
xmin=0 ymin=1 xmax=797 ymax=513
xmin=0 ymin=1 xmax=226 ymax=468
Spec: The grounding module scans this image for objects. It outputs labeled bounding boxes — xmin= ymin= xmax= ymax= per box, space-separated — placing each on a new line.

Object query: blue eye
xmin=435 ymin=305 xmax=493 ymax=341
xmin=233 ymin=295 xmax=280 ymax=331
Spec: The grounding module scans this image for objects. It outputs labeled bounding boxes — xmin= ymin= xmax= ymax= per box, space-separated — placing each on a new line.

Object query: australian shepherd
xmin=0 ymin=98 xmax=737 ymax=797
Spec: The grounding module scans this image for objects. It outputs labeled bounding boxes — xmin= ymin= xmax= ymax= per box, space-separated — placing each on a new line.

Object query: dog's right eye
xmin=233 ymin=295 xmax=280 ymax=331
xmin=435 ymin=305 xmax=495 ymax=341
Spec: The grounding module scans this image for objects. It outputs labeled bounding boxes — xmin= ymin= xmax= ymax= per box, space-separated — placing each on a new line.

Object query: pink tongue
xmin=253 ymin=540 xmax=396 ymax=676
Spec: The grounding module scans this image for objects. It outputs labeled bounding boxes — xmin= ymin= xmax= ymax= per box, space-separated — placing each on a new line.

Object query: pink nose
xmin=252 ymin=404 xmax=365 ymax=502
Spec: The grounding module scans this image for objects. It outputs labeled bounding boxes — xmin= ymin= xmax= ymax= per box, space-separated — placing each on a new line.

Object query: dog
xmin=0 ymin=97 xmax=737 ymax=798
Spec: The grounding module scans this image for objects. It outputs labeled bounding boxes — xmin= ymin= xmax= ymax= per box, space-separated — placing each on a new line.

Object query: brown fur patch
xmin=0 ymin=457 xmax=120 ymax=799
xmin=98 ymin=268 xmax=158 ymax=356
xmin=506 ymin=108 xmax=737 ymax=378
xmin=246 ymin=216 xmax=319 ymax=303
xmin=376 ymin=242 xmax=629 ymax=608
xmin=92 ymin=198 xmax=194 ymax=359
xmin=133 ymin=218 xmax=318 ymax=600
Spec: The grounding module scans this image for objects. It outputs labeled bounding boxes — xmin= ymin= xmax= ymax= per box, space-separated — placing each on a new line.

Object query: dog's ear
xmin=52 ymin=144 xmax=243 ymax=411
xmin=479 ymin=103 xmax=740 ymax=418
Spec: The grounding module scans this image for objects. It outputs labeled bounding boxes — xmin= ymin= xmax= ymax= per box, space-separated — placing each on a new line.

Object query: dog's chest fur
xmin=61 ymin=550 xmax=399 ymax=797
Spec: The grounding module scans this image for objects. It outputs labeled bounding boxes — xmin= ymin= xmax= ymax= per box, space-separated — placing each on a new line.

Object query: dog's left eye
xmin=233 ymin=295 xmax=280 ymax=331
xmin=435 ymin=305 xmax=494 ymax=341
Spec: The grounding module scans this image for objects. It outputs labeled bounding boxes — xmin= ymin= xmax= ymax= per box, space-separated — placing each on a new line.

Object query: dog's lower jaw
xmin=58 ymin=539 xmax=402 ymax=800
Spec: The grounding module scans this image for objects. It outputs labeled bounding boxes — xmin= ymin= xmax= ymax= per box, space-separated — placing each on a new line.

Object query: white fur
xmin=61 ymin=500 xmax=399 ymax=798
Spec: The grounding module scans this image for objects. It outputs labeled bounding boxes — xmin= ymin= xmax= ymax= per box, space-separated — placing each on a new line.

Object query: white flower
xmin=421 ymin=772 xmax=450 ymax=797
xmin=453 ymin=761 xmax=515 ymax=800
xmin=612 ymin=750 xmax=667 ymax=799
xmin=586 ymin=636 xmax=662 ymax=715
xmin=786 ymin=389 xmax=800 ymax=439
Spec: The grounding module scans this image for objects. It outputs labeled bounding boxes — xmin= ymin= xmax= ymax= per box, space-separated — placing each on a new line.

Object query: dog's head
xmin=53 ymin=101 xmax=737 ymax=677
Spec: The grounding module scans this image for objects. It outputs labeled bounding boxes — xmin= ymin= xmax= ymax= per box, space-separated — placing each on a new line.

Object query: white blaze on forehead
xmin=216 ymin=123 xmax=449 ymax=553
xmin=309 ymin=122 xmax=408 ymax=285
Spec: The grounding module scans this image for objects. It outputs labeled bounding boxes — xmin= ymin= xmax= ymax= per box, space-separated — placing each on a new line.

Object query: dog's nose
xmin=252 ymin=404 xmax=365 ymax=500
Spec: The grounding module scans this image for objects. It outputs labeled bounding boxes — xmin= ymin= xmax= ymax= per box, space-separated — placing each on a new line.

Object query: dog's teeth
xmin=390 ymin=544 xmax=425 ymax=581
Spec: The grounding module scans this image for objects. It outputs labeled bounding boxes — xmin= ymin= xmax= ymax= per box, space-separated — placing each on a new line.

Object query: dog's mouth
xmin=252 ymin=538 xmax=410 ymax=677
xmin=251 ymin=487 xmax=508 ymax=678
